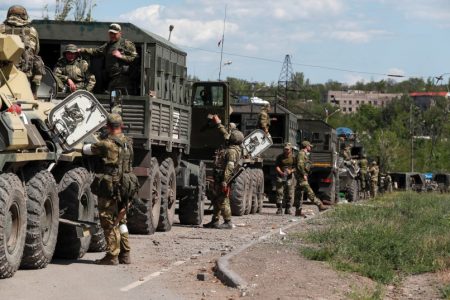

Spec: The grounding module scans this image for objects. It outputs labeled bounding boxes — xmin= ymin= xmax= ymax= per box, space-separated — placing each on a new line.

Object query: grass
xmin=295 ymin=192 xmax=450 ymax=284
xmin=440 ymin=284 xmax=450 ymax=299
xmin=346 ymin=284 xmax=384 ymax=300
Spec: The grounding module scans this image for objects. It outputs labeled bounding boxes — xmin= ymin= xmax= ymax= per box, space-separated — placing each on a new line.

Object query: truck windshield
xmin=193 ymin=85 xmax=224 ymax=107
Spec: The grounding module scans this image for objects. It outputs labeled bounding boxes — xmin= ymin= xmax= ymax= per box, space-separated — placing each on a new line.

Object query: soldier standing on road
xmin=54 ymin=44 xmax=96 ymax=93
xmin=204 ymin=116 xmax=243 ymax=229
xmin=82 ymin=113 xmax=134 ymax=265
xmin=79 ymin=23 xmax=137 ymax=94
xmin=1 ymin=5 xmax=45 ymax=97
xmin=275 ymin=143 xmax=296 ymax=215
xmin=258 ymin=103 xmax=271 ymax=135
xmin=295 ymin=141 xmax=328 ymax=216
xmin=369 ymin=161 xmax=379 ymax=198
xmin=359 ymin=154 xmax=369 ymax=198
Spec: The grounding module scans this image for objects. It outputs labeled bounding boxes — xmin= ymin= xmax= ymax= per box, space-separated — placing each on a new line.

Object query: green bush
xmin=298 ymin=192 xmax=450 ymax=283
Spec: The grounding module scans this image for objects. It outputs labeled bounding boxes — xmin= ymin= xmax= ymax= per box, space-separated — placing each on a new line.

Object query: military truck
xmin=0 ymin=33 xmax=108 ymax=278
xmin=297 ymin=120 xmax=339 ymax=202
xmin=230 ymin=102 xmax=298 ymax=204
xmin=433 ymin=173 xmax=450 ymax=193
xmin=33 ymin=20 xmax=263 ymax=230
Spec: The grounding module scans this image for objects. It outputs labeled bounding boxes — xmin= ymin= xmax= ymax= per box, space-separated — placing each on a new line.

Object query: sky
xmin=1 ymin=0 xmax=449 ymax=85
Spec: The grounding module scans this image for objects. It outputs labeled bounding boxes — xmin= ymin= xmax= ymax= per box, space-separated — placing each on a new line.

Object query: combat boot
xmin=95 ymin=254 xmax=119 ymax=265
xmin=295 ymin=208 xmax=306 ymax=218
xmin=318 ymin=203 xmax=329 ymax=211
xmin=119 ymin=251 xmax=131 ymax=264
xmin=284 ymin=206 xmax=293 ymax=215
xmin=203 ymin=219 xmax=220 ymax=229
xmin=276 ymin=203 xmax=283 ymax=215
xmin=218 ymin=220 xmax=233 ymax=229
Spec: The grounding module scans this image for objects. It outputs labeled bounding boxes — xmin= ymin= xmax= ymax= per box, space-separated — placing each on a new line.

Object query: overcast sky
xmin=1 ymin=0 xmax=449 ymax=85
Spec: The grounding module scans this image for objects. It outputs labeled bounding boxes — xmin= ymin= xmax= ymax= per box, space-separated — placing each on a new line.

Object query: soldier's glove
xmin=209 ymin=114 xmax=221 ymax=125
xmin=82 ymin=144 xmax=94 ymax=155
xmin=221 ymin=182 xmax=229 ymax=194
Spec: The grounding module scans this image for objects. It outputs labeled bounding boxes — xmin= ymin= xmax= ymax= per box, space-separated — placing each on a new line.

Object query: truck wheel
xmin=157 ymin=158 xmax=176 ymax=232
xmin=256 ymin=169 xmax=265 ymax=213
xmin=88 ymin=195 xmax=106 ymax=252
xmin=21 ymin=170 xmax=59 ymax=269
xmin=231 ymin=170 xmax=248 ymax=216
xmin=0 ymin=173 xmax=26 ymax=279
xmin=347 ymin=179 xmax=359 ymax=202
xmin=128 ymin=158 xmax=161 ymax=234
xmin=54 ymin=167 xmax=95 ymax=259
xmin=179 ymin=161 xmax=206 ymax=225
xmin=249 ymin=170 xmax=258 ymax=214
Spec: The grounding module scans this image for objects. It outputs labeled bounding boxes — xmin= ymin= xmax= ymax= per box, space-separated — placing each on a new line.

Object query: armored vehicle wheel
xmin=54 ymin=167 xmax=95 ymax=259
xmin=88 ymin=195 xmax=106 ymax=252
xmin=0 ymin=173 xmax=26 ymax=279
xmin=128 ymin=158 xmax=161 ymax=234
xmin=157 ymin=158 xmax=177 ymax=232
xmin=231 ymin=170 xmax=248 ymax=216
xmin=244 ymin=170 xmax=253 ymax=215
xmin=250 ymin=170 xmax=258 ymax=214
xmin=347 ymin=179 xmax=360 ymax=202
xmin=255 ymin=169 xmax=265 ymax=213
xmin=179 ymin=161 xmax=206 ymax=225
xmin=21 ymin=170 xmax=59 ymax=269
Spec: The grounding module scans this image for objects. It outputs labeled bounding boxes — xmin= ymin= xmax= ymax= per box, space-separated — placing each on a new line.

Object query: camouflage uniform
xmin=83 ymin=114 xmax=132 ymax=264
xmin=54 ymin=44 xmax=96 ymax=92
xmin=275 ymin=144 xmax=295 ymax=214
xmin=258 ymin=104 xmax=271 ymax=134
xmin=80 ymin=24 xmax=137 ymax=94
xmin=342 ymin=146 xmax=352 ymax=161
xmin=0 ymin=5 xmax=45 ymax=94
xmin=359 ymin=157 xmax=369 ymax=192
xmin=369 ymin=162 xmax=379 ymax=198
xmin=296 ymin=142 xmax=324 ymax=210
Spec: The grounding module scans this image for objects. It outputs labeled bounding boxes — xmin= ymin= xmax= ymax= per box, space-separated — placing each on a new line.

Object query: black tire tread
xmin=157 ymin=158 xmax=176 ymax=232
xmin=179 ymin=161 xmax=206 ymax=225
xmin=230 ymin=170 xmax=247 ymax=216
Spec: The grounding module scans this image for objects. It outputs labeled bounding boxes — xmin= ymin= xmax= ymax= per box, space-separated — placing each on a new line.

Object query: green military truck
xmin=33 ymin=20 xmax=262 ymax=232
xmin=230 ymin=102 xmax=298 ymax=203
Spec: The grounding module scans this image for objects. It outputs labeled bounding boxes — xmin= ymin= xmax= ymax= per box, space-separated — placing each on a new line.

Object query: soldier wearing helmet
xmin=295 ymin=140 xmax=329 ymax=216
xmin=54 ymin=44 xmax=96 ymax=93
xmin=82 ymin=113 xmax=135 ymax=265
xmin=369 ymin=161 xmax=379 ymax=198
xmin=358 ymin=153 xmax=369 ymax=198
xmin=274 ymin=142 xmax=296 ymax=215
xmin=1 ymin=5 xmax=45 ymax=97
xmin=258 ymin=102 xmax=272 ymax=135
xmin=204 ymin=115 xmax=243 ymax=229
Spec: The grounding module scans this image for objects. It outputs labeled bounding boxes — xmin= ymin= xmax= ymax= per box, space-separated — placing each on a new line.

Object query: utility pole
xmin=410 ymin=102 xmax=414 ymax=172
xmin=277 ymin=54 xmax=294 ymax=108
xmin=218 ymin=5 xmax=227 ymax=81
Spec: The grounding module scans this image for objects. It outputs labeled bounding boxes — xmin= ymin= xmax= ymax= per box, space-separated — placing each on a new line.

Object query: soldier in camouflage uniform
xmin=295 ymin=141 xmax=328 ymax=216
xmin=82 ymin=113 xmax=133 ymax=265
xmin=204 ymin=116 xmax=243 ymax=229
xmin=342 ymin=145 xmax=352 ymax=161
xmin=275 ymin=143 xmax=296 ymax=215
xmin=54 ymin=44 xmax=96 ymax=93
xmin=258 ymin=103 xmax=271 ymax=135
xmin=79 ymin=23 xmax=137 ymax=94
xmin=359 ymin=154 xmax=369 ymax=198
xmin=1 ymin=5 xmax=45 ymax=97
xmin=369 ymin=161 xmax=379 ymax=198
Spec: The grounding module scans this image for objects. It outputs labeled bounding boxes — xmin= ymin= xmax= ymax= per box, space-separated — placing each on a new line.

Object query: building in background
xmin=327 ymin=90 xmax=402 ymax=114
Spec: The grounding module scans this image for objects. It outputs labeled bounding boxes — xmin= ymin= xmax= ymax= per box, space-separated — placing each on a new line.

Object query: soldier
xmin=79 ymin=23 xmax=137 ymax=94
xmin=54 ymin=44 xmax=96 ymax=93
xmin=258 ymin=103 xmax=271 ymax=135
xmin=204 ymin=116 xmax=243 ymax=229
xmin=359 ymin=154 xmax=369 ymax=198
xmin=82 ymin=113 xmax=135 ymax=265
xmin=274 ymin=143 xmax=296 ymax=215
xmin=295 ymin=141 xmax=328 ymax=215
xmin=342 ymin=145 xmax=352 ymax=161
xmin=1 ymin=5 xmax=45 ymax=97
xmin=369 ymin=161 xmax=379 ymax=198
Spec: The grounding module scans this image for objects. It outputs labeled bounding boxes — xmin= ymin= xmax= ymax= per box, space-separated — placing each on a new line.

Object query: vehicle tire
xmin=256 ymin=169 xmax=265 ymax=213
xmin=157 ymin=158 xmax=176 ymax=232
xmin=243 ymin=170 xmax=253 ymax=215
xmin=21 ymin=170 xmax=59 ymax=269
xmin=128 ymin=157 xmax=161 ymax=234
xmin=179 ymin=161 xmax=206 ymax=225
xmin=347 ymin=179 xmax=359 ymax=202
xmin=230 ymin=170 xmax=247 ymax=216
xmin=88 ymin=195 xmax=106 ymax=252
xmin=0 ymin=173 xmax=26 ymax=279
xmin=250 ymin=170 xmax=258 ymax=214
xmin=54 ymin=167 xmax=95 ymax=259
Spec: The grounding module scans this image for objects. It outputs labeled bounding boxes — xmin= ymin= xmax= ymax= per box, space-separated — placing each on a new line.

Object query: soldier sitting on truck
xmin=79 ymin=23 xmax=137 ymax=94
xmin=295 ymin=141 xmax=329 ymax=215
xmin=258 ymin=103 xmax=271 ymax=135
xmin=275 ymin=143 xmax=296 ymax=215
xmin=204 ymin=115 xmax=244 ymax=229
xmin=54 ymin=44 xmax=96 ymax=93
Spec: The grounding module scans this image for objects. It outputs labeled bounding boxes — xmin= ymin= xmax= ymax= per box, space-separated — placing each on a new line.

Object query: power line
xmin=179 ymin=44 xmax=428 ymax=79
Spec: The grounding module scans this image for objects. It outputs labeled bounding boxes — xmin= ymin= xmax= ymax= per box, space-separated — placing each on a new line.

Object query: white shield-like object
xmin=242 ymin=129 xmax=273 ymax=158
xmin=48 ymin=90 xmax=108 ymax=151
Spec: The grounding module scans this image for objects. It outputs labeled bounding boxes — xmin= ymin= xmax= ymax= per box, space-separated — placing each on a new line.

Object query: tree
xmin=43 ymin=0 xmax=95 ymax=21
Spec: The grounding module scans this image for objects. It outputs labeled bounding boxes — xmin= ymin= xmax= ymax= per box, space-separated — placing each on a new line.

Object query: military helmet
xmin=301 ymin=141 xmax=313 ymax=148
xmin=263 ymin=102 xmax=271 ymax=109
xmin=64 ymin=44 xmax=78 ymax=53
xmin=7 ymin=5 xmax=28 ymax=20
xmin=371 ymin=161 xmax=377 ymax=165
xmin=284 ymin=142 xmax=292 ymax=150
xmin=107 ymin=113 xmax=123 ymax=127
xmin=229 ymin=129 xmax=244 ymax=145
